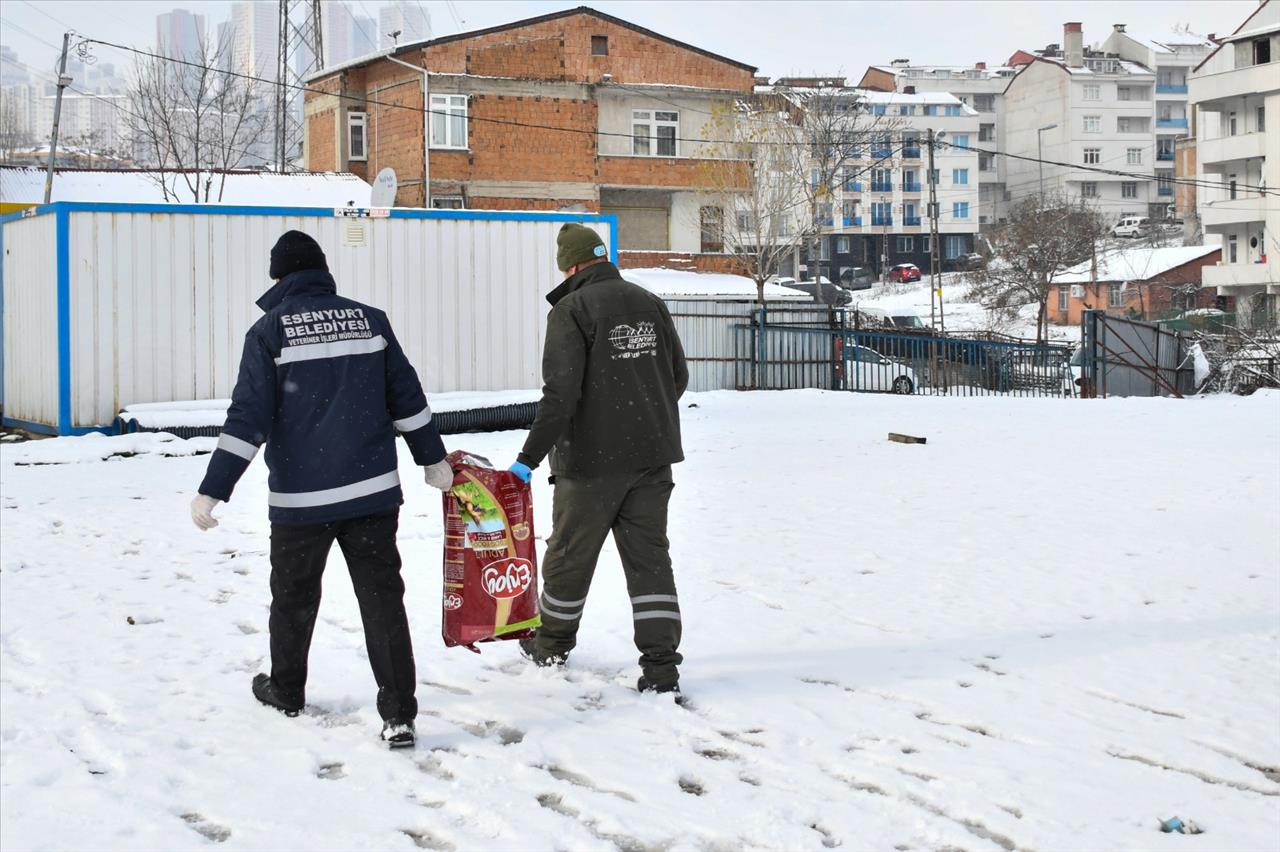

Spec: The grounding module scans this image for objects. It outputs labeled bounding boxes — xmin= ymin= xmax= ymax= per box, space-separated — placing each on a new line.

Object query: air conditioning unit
xmin=1071 ymin=285 xmax=1085 ymax=298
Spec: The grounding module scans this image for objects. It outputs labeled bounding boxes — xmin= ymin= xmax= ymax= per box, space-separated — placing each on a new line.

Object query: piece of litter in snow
xmin=888 ymin=433 xmax=926 ymax=445
xmin=1160 ymin=817 xmax=1204 ymax=834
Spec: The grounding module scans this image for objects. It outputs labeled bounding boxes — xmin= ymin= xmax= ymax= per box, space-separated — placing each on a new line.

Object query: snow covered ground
xmin=850 ymin=275 xmax=1077 ymax=343
xmin=3 ymin=391 xmax=1279 ymax=851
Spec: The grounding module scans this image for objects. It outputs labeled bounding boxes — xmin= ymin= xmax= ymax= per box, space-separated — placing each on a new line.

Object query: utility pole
xmin=43 ymin=32 xmax=72 ymax=204
xmin=927 ymin=128 xmax=944 ymax=334
xmin=275 ymin=0 xmax=325 ymax=173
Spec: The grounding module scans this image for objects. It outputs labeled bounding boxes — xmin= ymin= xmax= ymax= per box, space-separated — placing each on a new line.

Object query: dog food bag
xmin=441 ymin=450 xmax=540 ymax=649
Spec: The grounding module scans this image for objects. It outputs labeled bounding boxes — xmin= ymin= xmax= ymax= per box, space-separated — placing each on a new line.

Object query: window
xmin=591 ymin=35 xmax=608 ymax=55
xmin=903 ymin=202 xmax=917 ymax=223
xmin=735 ymin=211 xmax=753 ymax=232
xmin=1228 ymin=234 xmax=1238 ymax=263
xmin=347 ymin=112 xmax=367 ymax=161
xmin=1109 ymin=283 xmax=1125 ymax=308
xmin=1083 ymin=83 xmax=1101 ymax=101
xmin=1117 ymin=117 xmax=1145 ymax=133
xmin=1121 ymin=182 xmax=1137 ymax=199
xmin=928 ymin=168 xmax=940 ymax=184
xmin=1254 ymin=37 xmax=1271 ymax=65
xmin=896 ymin=236 xmax=914 ymax=253
xmin=952 ymin=134 xmax=969 ymax=148
xmin=871 ymin=201 xmax=892 ymax=224
xmin=1083 ymin=147 xmax=1100 ymax=165
xmin=836 ymin=236 xmax=851 ymax=254
xmin=842 ymin=199 xmax=858 ymax=223
xmin=699 ymin=206 xmax=724 ymax=253
xmin=819 ymin=238 xmax=831 ymax=261
xmin=841 ymin=167 xmax=859 ymax=191
xmin=1229 ymin=174 xmax=1237 ymax=200
xmin=952 ymin=168 xmax=969 ymax=185
xmin=872 ymin=103 xmax=886 ymax=115
xmin=923 ymin=104 xmax=937 ymax=116
xmin=1229 ymin=112 xmax=1238 ymax=135
xmin=979 ymin=152 xmax=994 ymax=171
xmin=1081 ymin=181 xmax=1098 ymax=198
xmin=431 ymin=195 xmax=464 ymax=209
xmin=632 ymin=109 xmax=678 ymax=157
xmin=944 ymin=105 xmax=962 ymax=116
xmin=1117 ymin=86 xmax=1131 ymax=101
xmin=902 ymin=168 xmax=918 ymax=188
xmin=1082 ymin=115 xmax=1100 ymax=134
xmin=1058 ymin=286 xmax=1069 ymax=311
xmin=899 ymin=104 xmax=915 ymax=116
xmin=430 ymin=95 xmax=468 ymax=149
xmin=1259 ymin=106 xmax=1266 ymax=132
xmin=943 ymin=235 xmax=964 ymax=259
xmin=974 ymin=94 xmax=995 ymax=112
xmin=979 ymin=123 xmax=995 ymax=142
xmin=1126 ymin=148 xmax=1142 ymax=165
xmin=952 ymin=202 xmax=969 ymax=219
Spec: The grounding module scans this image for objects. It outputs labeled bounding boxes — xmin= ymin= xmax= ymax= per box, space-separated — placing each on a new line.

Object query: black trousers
xmin=268 ymin=510 xmax=417 ymax=721
xmin=536 ymin=466 xmax=682 ymax=687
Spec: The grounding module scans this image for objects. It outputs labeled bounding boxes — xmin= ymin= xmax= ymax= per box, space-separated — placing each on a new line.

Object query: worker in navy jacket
xmin=190 ymin=230 xmax=452 ymax=749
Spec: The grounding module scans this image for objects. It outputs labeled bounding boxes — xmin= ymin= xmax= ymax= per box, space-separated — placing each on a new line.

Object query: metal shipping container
xmin=0 ymin=202 xmax=615 ymax=434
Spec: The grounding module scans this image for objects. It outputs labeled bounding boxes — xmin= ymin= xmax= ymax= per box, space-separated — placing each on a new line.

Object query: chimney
xmin=1064 ymin=22 xmax=1084 ymax=68
xmin=975 ymin=62 xmax=987 ymax=70
xmin=1113 ymin=23 xmax=1126 ymax=33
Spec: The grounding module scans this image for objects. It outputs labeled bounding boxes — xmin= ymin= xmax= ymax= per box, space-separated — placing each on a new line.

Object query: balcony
xmin=841 ymin=181 xmax=863 ymax=193
xmin=1157 ymin=186 xmax=1174 ymax=197
xmin=870 ymin=216 xmax=893 ymax=227
xmin=1198 ymin=132 xmax=1267 ymax=168
xmin=1156 ymin=117 xmax=1189 ymax=130
xmin=870 ymin=182 xmax=893 ymax=193
xmin=904 ymin=215 xmax=922 ymax=226
xmin=1203 ymin=262 xmax=1273 ymax=291
xmin=842 ymin=216 xmax=863 ymax=227
xmin=1189 ymin=62 xmax=1278 ymax=108
xmin=1200 ymin=197 xmax=1267 ymax=230
xmin=902 ymin=146 xmax=921 ymax=159
xmin=1156 ymin=150 xmax=1175 ymax=161
xmin=871 ymin=147 xmax=893 ymax=159
xmin=1155 ymin=84 xmax=1188 ymax=95
xmin=902 ymin=182 xmax=922 ymax=194
xmin=814 ymin=213 xmax=835 ymax=227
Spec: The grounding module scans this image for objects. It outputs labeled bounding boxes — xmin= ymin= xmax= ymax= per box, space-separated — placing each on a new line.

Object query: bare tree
xmin=126 ymin=33 xmax=270 ymax=201
xmin=697 ymin=100 xmax=810 ymax=302
xmin=965 ymin=192 xmax=1106 ymax=344
xmin=0 ymin=93 xmax=34 ymax=163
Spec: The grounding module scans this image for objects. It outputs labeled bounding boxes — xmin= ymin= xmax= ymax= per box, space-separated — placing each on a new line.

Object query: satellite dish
xmin=370 ymin=168 xmax=397 ymax=207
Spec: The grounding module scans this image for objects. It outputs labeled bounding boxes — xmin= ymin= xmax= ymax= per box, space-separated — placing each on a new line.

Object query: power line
xmin=74 ymin=35 xmax=903 ymax=149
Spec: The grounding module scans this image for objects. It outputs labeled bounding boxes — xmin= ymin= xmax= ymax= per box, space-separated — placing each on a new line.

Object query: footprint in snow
xmin=316 ymin=762 xmax=345 ymax=780
xmin=180 ymin=813 xmax=231 ymax=843
xmin=696 ymin=747 xmax=740 ymax=762
xmin=421 ymin=680 xmax=473 ymax=696
xmin=401 ymin=828 xmax=456 ymax=851
xmin=235 ymin=622 xmax=259 ymax=635
xmin=678 ymin=776 xmax=706 ymax=796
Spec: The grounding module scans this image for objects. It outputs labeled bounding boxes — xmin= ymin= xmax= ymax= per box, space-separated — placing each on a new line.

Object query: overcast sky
xmin=2 ymin=0 xmax=1260 ymax=80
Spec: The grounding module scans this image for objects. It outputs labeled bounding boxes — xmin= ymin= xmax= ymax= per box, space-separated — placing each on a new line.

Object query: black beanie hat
xmin=269 ymin=230 xmax=328 ymax=280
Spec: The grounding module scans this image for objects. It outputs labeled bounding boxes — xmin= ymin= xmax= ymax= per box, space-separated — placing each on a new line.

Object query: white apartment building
xmin=1004 ymin=23 xmax=1166 ymax=222
xmin=1190 ymin=0 xmax=1278 ymax=327
xmin=859 ymin=60 xmax=1015 ymax=226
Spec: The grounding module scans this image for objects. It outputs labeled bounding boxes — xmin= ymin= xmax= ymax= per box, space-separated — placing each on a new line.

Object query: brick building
xmin=1050 ymin=244 xmax=1224 ymax=326
xmin=303 ymin=6 xmax=756 ymax=254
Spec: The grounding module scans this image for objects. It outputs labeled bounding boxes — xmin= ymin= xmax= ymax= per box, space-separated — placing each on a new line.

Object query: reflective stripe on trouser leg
xmin=536 ymin=474 xmax=630 ymax=656
xmin=613 ymin=466 xmax=682 ymax=687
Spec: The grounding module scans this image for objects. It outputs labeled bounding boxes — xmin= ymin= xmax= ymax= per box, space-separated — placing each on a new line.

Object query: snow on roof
xmin=1113 ymin=28 xmax=1215 ymax=54
xmin=0 ymin=167 xmax=373 ymax=207
xmin=871 ymin=65 xmax=1018 ymax=77
xmin=622 ymin=268 xmax=810 ymax=301
xmin=1055 ymin=245 xmax=1220 ymax=284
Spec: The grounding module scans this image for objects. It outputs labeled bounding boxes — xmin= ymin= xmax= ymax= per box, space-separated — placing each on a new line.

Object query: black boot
xmin=252 ymin=673 xmax=303 ymax=717
xmin=637 ymin=674 xmax=683 ymax=702
xmin=519 ymin=636 xmax=568 ymax=668
xmin=381 ymin=719 xmax=416 ymax=749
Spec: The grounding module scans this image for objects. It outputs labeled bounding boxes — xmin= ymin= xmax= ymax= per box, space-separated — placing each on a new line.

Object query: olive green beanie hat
xmin=556 ymin=223 xmax=607 ymax=271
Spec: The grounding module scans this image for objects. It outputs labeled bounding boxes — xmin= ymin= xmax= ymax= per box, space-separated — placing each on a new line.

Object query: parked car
xmin=839 ymin=266 xmax=876 ymax=291
xmin=952 ymin=253 xmax=986 ymax=271
xmin=845 ymin=345 xmax=917 ymax=394
xmin=790 ymin=279 xmax=853 ymax=307
xmin=1111 ymin=216 xmax=1151 ymax=238
xmin=889 ymin=314 xmax=927 ymax=329
xmin=849 ymin=305 xmax=893 ymax=329
xmin=888 ymin=263 xmax=922 ymax=283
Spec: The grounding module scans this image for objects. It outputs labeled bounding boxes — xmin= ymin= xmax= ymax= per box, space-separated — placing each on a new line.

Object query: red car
xmin=888 ymin=263 xmax=922 ymax=283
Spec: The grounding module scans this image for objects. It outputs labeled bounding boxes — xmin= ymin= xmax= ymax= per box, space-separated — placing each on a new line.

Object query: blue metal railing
xmin=902 ymin=147 xmax=921 ymax=159
xmin=870 ymin=215 xmax=893 ymax=226
xmin=904 ymin=216 xmax=922 ymax=226
xmin=871 ymin=147 xmax=892 ymax=159
xmin=1156 ymin=118 xmax=1189 ymax=129
xmin=871 ymin=182 xmax=892 ymax=192
xmin=1157 ymin=151 xmax=1175 ymax=161
xmin=1156 ymin=84 xmax=1188 ymax=94
xmin=734 ymin=320 xmax=1073 ymax=397
xmin=842 ymin=216 xmax=863 ymax=227
xmin=1158 ymin=186 xmax=1174 ymax=196
xmin=842 ymin=181 xmax=863 ymax=193
xmin=903 ymin=182 xmax=922 ymax=193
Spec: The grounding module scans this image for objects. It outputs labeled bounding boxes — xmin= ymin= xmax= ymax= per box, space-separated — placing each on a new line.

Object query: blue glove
xmin=509 ymin=461 xmax=533 ymax=483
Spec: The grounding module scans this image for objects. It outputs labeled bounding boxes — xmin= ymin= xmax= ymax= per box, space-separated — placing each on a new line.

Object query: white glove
xmin=191 ymin=494 xmax=221 ymax=531
xmin=424 ymin=460 xmax=454 ymax=491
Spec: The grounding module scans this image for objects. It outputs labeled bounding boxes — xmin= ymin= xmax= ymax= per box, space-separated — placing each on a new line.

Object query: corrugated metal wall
xmin=1 ymin=215 xmax=58 ymax=426
xmin=54 ymin=209 xmax=608 ymax=428
xmin=666 ymin=301 xmax=834 ymax=392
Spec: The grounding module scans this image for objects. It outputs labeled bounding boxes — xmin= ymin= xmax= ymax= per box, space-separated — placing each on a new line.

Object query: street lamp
xmin=1037 ymin=123 xmax=1059 ymax=202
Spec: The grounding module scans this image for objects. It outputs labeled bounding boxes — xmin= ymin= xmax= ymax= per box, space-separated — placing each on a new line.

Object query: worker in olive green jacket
xmin=509 ymin=223 xmax=689 ymax=696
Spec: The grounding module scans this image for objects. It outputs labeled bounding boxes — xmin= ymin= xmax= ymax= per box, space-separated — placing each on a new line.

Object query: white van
xmin=1112 ymin=216 xmax=1150 ymax=238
